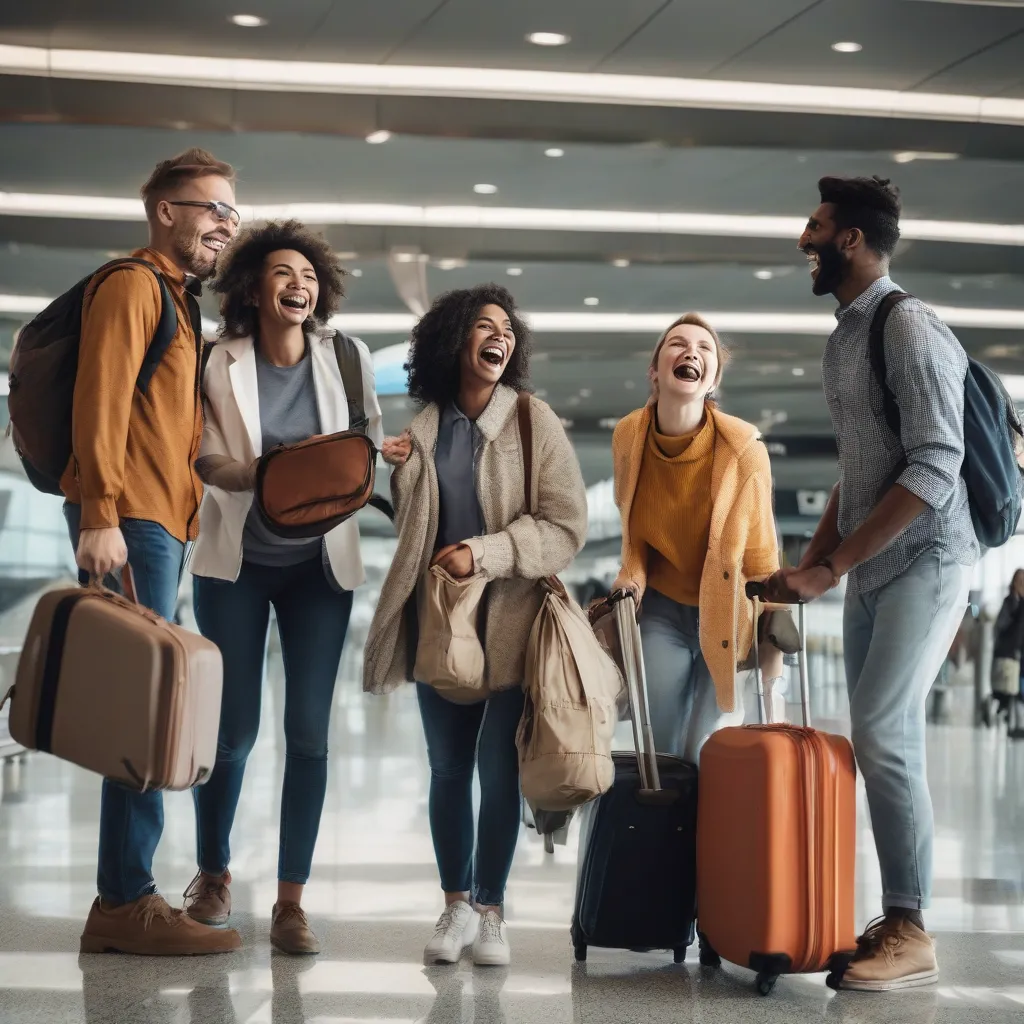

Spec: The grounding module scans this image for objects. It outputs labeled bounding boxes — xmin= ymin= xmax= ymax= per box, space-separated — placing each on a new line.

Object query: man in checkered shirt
xmin=770 ymin=176 xmax=978 ymax=993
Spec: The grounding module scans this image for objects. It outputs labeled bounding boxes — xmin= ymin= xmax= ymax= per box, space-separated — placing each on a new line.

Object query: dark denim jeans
xmin=416 ymin=682 xmax=525 ymax=907
xmin=192 ymin=556 xmax=352 ymax=884
xmin=64 ymin=502 xmax=185 ymax=906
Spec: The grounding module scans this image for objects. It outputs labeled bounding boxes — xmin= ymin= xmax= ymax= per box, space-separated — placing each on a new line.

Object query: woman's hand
xmin=610 ymin=575 xmax=640 ymax=605
xmin=431 ymin=543 xmax=475 ymax=579
xmin=381 ymin=430 xmax=412 ymax=467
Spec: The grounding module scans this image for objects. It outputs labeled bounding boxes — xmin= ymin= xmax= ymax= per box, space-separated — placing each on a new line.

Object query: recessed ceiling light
xmin=545 ymin=147 xmax=565 ymax=158
xmin=527 ymin=31 xmax=570 ymax=46
xmin=754 ymin=269 xmax=775 ymax=280
xmin=584 ymin=297 xmax=600 ymax=306
xmin=792 ymin=367 xmax=806 ymax=376
xmin=612 ymin=259 xmax=630 ymax=268
xmin=473 ymin=183 xmax=498 ymax=195
xmin=507 ymin=267 xmax=523 ymax=276
xmin=336 ymin=251 xmax=358 ymax=260
xmin=831 ymin=41 xmax=863 ymax=53
xmin=365 ymin=130 xmax=392 ymax=144
xmin=892 ymin=150 xmax=959 ymax=163
xmin=624 ymin=380 xmax=636 ymax=390
xmin=350 ymin=268 xmax=363 ymax=277
xmin=436 ymin=258 xmax=467 ymax=271
xmin=230 ymin=14 xmax=267 ymax=27
xmin=579 ymin=388 xmax=592 ymax=398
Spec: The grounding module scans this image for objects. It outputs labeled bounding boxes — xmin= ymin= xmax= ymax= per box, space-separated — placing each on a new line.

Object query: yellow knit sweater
xmin=631 ymin=417 xmax=715 ymax=606
xmin=613 ymin=403 xmax=780 ymax=713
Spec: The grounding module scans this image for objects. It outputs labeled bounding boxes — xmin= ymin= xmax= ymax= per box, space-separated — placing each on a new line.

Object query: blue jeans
xmin=844 ymin=546 xmax=971 ymax=911
xmin=639 ymin=589 xmax=725 ymax=762
xmin=63 ymin=503 xmax=185 ymax=906
xmin=416 ymin=683 xmax=525 ymax=907
xmin=192 ymin=557 xmax=352 ymax=884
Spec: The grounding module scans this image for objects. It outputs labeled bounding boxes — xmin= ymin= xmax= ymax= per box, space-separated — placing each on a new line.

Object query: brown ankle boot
xmin=183 ymin=870 xmax=232 ymax=926
xmin=80 ymin=894 xmax=242 ymax=956
xmin=839 ymin=915 xmax=938 ymax=992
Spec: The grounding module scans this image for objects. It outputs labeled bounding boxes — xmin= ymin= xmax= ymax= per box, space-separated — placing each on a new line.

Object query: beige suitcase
xmin=2 ymin=579 xmax=222 ymax=791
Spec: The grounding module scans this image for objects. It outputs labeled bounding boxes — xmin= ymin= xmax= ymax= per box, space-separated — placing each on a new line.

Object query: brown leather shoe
xmin=80 ymin=894 xmax=242 ymax=955
xmin=840 ymin=916 xmax=938 ymax=991
xmin=183 ymin=870 xmax=232 ymax=926
xmin=270 ymin=903 xmax=320 ymax=955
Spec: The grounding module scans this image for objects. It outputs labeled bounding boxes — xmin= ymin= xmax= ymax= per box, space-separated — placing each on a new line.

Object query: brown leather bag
xmin=255 ymin=431 xmax=392 ymax=538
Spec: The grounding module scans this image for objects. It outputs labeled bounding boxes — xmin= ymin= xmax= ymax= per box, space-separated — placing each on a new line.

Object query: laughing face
xmin=654 ymin=323 xmax=720 ymax=404
xmin=799 ymin=203 xmax=850 ymax=297
xmin=460 ymin=302 xmax=516 ymax=390
xmin=166 ymin=174 xmax=238 ymax=280
xmin=255 ymin=249 xmax=320 ymax=329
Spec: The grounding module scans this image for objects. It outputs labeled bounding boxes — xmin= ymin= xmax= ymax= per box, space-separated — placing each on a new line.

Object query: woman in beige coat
xmin=365 ymin=284 xmax=587 ymax=968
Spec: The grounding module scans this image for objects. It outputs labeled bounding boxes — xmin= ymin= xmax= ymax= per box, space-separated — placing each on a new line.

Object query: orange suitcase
xmin=1 ymin=576 xmax=222 ymax=792
xmin=696 ymin=585 xmax=858 ymax=995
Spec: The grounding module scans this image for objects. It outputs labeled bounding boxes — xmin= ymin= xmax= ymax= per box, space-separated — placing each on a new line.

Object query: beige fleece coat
xmin=363 ymin=385 xmax=588 ymax=695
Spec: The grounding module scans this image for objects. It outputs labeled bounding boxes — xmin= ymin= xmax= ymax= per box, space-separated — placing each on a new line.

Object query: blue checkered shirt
xmin=821 ymin=276 xmax=979 ymax=595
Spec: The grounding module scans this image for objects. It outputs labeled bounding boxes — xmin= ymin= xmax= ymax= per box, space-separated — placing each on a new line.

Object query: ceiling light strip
xmin=2 ymin=297 xmax=1022 ymax=333
xmin=1 ymin=43 xmax=1023 ymax=125
xmin=1 ymin=192 xmax=1023 ymax=246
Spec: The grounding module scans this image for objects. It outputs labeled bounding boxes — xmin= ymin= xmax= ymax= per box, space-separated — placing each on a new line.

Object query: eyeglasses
xmin=168 ymin=200 xmax=241 ymax=227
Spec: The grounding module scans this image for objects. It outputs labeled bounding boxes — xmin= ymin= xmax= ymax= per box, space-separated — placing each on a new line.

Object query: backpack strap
xmin=332 ymin=331 xmax=368 ymax=435
xmin=89 ymin=257 xmax=179 ymax=396
xmin=517 ymin=391 xmax=534 ymax=514
xmin=868 ymin=290 xmax=914 ymax=439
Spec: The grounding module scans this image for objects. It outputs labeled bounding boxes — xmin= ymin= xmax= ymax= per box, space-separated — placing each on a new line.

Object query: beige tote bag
xmin=414 ymin=564 xmax=489 ymax=703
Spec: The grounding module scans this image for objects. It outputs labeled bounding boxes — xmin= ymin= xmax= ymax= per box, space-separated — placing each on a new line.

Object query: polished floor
xmin=1 ymin=624 xmax=1024 ymax=1024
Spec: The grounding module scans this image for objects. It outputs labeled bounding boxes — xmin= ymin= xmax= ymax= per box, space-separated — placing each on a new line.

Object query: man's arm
xmin=72 ymin=268 xmax=159 ymax=529
xmin=826 ymin=485 xmax=927 ymax=578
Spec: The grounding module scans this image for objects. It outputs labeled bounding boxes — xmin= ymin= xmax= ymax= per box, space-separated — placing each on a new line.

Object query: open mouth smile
xmin=480 ymin=342 xmax=506 ymax=367
xmin=280 ymin=294 xmax=309 ymax=310
xmin=673 ymin=358 xmax=702 ymax=383
xmin=805 ymin=249 xmax=821 ymax=276
xmin=202 ymin=235 xmax=228 ymax=254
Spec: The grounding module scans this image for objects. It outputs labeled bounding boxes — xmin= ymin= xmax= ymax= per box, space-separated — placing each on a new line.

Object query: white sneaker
xmin=472 ymin=910 xmax=510 ymax=966
xmin=424 ymin=902 xmax=479 ymax=965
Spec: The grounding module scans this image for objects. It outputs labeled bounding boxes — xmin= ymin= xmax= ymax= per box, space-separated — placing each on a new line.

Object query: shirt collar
xmin=835 ymin=275 xmax=899 ymax=324
xmin=132 ymin=246 xmax=197 ymax=294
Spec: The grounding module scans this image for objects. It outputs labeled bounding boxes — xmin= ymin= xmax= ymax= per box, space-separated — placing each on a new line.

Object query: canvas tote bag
xmin=414 ymin=563 xmax=490 ymax=703
xmin=515 ymin=394 xmax=624 ymax=812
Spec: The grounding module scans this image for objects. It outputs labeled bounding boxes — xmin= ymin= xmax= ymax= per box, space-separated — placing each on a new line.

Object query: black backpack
xmin=869 ymin=291 xmax=1024 ymax=548
xmin=8 ymin=258 xmax=179 ymax=495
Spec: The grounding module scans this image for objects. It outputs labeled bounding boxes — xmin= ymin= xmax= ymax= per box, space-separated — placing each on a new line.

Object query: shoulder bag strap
xmin=868 ymin=290 xmax=913 ymax=439
xmin=332 ymin=331 xmax=368 ymax=435
xmin=517 ymin=391 xmax=533 ymax=514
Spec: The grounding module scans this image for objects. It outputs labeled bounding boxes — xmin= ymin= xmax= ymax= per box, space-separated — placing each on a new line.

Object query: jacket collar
xmin=410 ymin=384 xmax=519 ymax=448
xmin=132 ymin=247 xmax=190 ymax=292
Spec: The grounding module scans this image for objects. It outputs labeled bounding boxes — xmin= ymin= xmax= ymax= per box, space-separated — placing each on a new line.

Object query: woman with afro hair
xmin=365 ymin=284 xmax=587 ymax=967
xmin=185 ymin=220 xmax=388 ymax=954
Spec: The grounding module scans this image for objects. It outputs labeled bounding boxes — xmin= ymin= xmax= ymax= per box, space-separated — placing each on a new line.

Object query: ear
xmin=842 ymin=227 xmax=864 ymax=253
xmin=154 ymin=199 xmax=175 ymax=229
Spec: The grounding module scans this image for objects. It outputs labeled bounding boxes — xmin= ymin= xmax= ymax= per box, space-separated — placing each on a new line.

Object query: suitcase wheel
xmin=697 ymin=933 xmax=721 ymax=969
xmin=755 ymin=972 xmax=778 ymax=997
xmin=673 ymin=947 xmax=686 ymax=965
xmin=574 ymin=942 xmax=588 ymax=963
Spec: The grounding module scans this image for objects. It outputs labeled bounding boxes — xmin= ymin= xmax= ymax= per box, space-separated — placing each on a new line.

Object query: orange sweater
xmin=613 ymin=403 xmax=780 ymax=713
xmin=631 ymin=418 xmax=714 ymax=606
xmin=61 ymin=247 xmax=204 ymax=543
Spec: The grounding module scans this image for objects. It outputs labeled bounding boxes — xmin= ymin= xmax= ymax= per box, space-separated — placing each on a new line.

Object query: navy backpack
xmin=869 ymin=291 xmax=1024 ymax=549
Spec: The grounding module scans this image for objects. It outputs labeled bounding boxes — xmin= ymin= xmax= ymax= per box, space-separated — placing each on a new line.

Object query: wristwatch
xmin=815 ymin=557 xmax=841 ymax=590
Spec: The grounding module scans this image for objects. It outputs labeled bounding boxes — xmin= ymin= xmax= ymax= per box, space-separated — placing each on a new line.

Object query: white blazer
xmin=188 ymin=327 xmax=384 ymax=588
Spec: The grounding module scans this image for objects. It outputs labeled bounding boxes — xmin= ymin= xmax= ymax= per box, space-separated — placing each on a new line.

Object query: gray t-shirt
xmin=435 ymin=402 xmax=486 ymax=550
xmin=243 ymin=346 xmax=323 ymax=567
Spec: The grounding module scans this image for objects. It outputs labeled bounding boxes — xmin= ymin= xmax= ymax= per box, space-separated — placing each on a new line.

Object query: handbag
xmin=414 ymin=564 xmax=490 ymax=703
xmin=515 ymin=394 xmax=624 ymax=813
xmin=991 ymin=656 xmax=1021 ymax=697
xmin=255 ymin=431 xmax=394 ymax=539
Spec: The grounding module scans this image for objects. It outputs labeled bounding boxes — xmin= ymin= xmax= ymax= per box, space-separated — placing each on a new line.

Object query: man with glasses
xmin=63 ymin=148 xmax=243 ymax=955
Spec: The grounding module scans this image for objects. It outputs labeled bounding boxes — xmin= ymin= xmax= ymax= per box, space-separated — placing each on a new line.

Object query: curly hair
xmin=818 ymin=175 xmax=902 ymax=258
xmin=406 ymin=284 xmax=532 ymax=407
xmin=212 ymin=219 xmax=345 ymax=339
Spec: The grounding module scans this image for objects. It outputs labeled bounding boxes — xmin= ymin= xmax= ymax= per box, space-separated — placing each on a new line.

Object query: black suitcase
xmin=571 ymin=593 xmax=698 ymax=963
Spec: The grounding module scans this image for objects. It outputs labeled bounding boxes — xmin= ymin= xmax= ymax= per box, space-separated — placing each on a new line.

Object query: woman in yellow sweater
xmin=610 ymin=312 xmax=782 ymax=760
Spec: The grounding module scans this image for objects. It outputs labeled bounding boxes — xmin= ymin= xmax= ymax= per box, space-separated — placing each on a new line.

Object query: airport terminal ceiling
xmin=1 ymin=0 xmax=1024 ymax=492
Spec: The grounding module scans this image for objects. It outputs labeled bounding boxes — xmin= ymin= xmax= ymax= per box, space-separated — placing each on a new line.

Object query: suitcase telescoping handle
xmin=610 ymin=591 xmax=678 ymax=805
xmin=744 ymin=580 xmax=811 ymax=729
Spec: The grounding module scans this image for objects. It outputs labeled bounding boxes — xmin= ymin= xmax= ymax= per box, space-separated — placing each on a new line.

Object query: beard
xmin=811 ymin=240 xmax=847 ymax=297
xmin=174 ymin=227 xmax=219 ymax=281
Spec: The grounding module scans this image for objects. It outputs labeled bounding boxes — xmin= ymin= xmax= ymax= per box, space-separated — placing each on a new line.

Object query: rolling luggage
xmin=696 ymin=583 xmax=857 ymax=995
xmin=1 ymin=572 xmax=222 ymax=791
xmin=571 ymin=593 xmax=698 ymax=964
